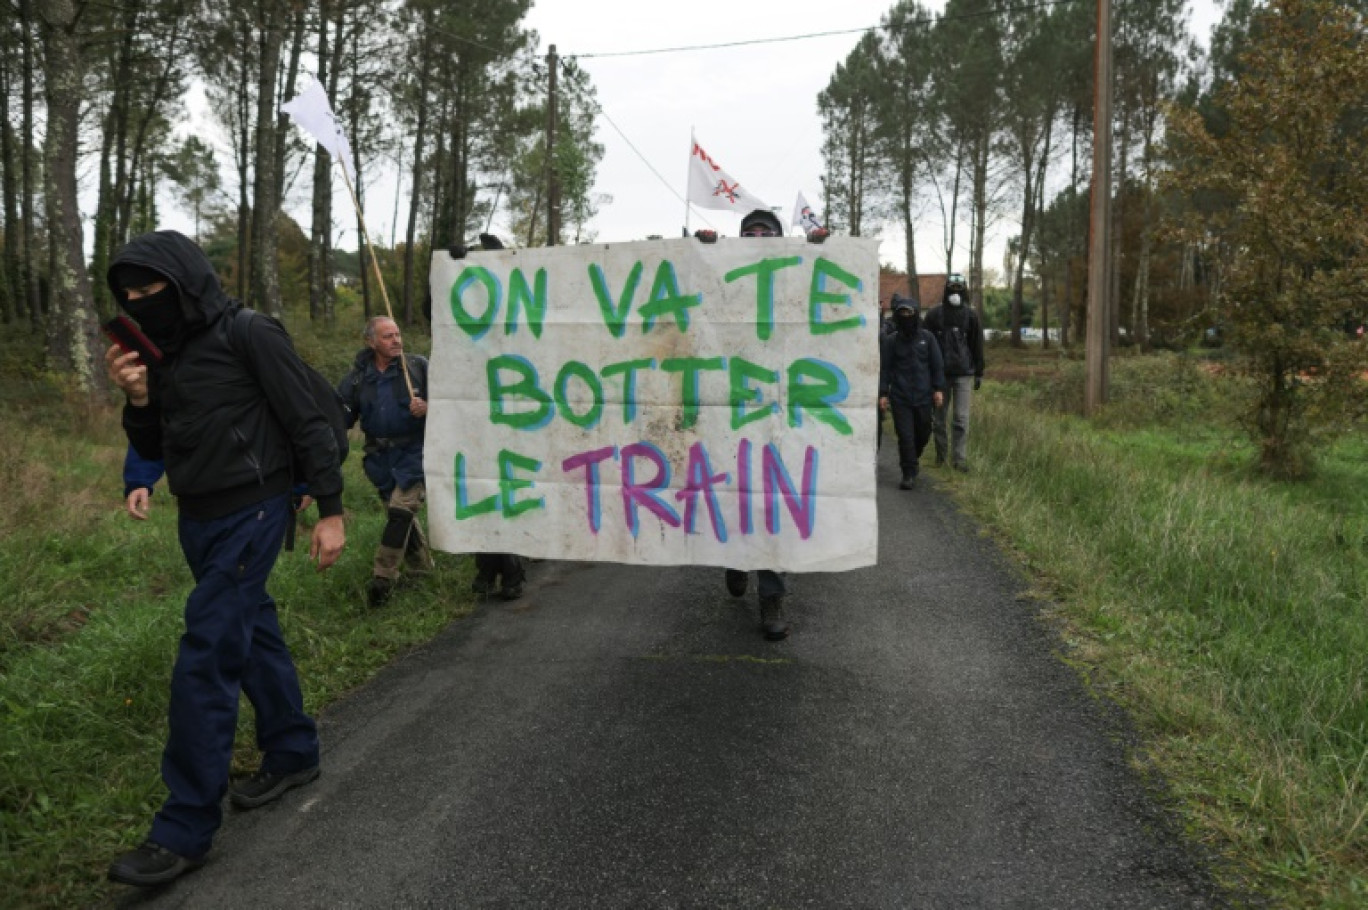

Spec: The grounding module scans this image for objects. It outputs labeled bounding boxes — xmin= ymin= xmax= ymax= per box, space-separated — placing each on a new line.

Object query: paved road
xmin=122 ymin=447 xmax=1225 ymax=909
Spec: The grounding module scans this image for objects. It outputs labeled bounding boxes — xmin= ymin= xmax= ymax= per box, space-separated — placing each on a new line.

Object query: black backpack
xmin=228 ymin=307 xmax=351 ymax=473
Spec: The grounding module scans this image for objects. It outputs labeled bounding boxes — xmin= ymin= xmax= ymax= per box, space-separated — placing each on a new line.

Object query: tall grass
xmin=946 ymin=352 xmax=1368 ymax=907
xmin=0 ymin=323 xmax=477 ymax=908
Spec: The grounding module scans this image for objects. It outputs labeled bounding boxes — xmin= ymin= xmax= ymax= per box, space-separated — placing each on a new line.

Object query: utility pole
xmin=545 ymin=44 xmax=560 ymax=247
xmin=1085 ymin=0 xmax=1112 ymax=415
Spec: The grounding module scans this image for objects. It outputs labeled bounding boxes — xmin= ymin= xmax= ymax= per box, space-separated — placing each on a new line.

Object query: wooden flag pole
xmin=338 ymin=158 xmax=416 ymax=400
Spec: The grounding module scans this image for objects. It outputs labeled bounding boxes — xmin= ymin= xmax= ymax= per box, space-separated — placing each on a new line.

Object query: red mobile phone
xmin=102 ymin=315 xmax=164 ymax=367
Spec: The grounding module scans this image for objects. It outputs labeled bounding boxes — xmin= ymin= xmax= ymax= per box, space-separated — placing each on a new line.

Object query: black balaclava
xmin=895 ymin=305 xmax=920 ymax=335
xmin=111 ymin=263 xmax=187 ymax=356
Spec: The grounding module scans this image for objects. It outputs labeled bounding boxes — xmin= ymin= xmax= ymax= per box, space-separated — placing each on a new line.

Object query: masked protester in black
xmin=713 ymin=208 xmax=828 ymax=641
xmin=922 ymin=273 xmax=986 ymax=471
xmin=879 ymin=295 xmax=946 ymax=490
xmin=103 ymin=230 xmax=345 ymax=888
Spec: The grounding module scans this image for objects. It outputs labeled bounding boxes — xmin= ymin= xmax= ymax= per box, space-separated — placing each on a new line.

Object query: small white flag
xmin=281 ymin=76 xmax=356 ymax=181
xmin=792 ymin=191 xmax=824 ymax=233
xmin=687 ymin=133 xmax=768 ymax=214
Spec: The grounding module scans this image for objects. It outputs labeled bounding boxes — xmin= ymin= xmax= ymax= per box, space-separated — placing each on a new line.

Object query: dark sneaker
xmin=724 ymin=569 xmax=749 ymax=597
xmin=500 ymin=582 xmax=524 ymax=601
xmin=954 ymin=461 xmax=970 ymax=474
xmin=108 ymin=839 xmax=204 ymax=887
xmin=759 ymin=595 xmax=791 ymax=641
xmin=899 ymin=474 xmax=917 ymax=490
xmin=229 ymin=765 xmax=320 ymax=810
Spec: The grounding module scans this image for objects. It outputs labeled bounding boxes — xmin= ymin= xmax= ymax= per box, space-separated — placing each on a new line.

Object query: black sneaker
xmin=500 ymin=582 xmax=524 ymax=601
xmin=724 ymin=569 xmax=749 ymax=597
xmin=107 ymin=839 xmax=205 ymax=887
xmin=367 ymin=576 xmax=394 ymax=607
xmin=899 ymin=474 xmax=917 ymax=490
xmin=954 ymin=461 xmax=970 ymax=474
xmin=759 ymin=595 xmax=791 ymax=641
xmin=229 ymin=765 xmax=320 ymax=810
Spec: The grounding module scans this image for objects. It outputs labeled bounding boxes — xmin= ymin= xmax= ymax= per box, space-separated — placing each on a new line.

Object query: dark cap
xmin=891 ymin=293 xmax=917 ymax=314
xmin=740 ymin=209 xmax=783 ymax=237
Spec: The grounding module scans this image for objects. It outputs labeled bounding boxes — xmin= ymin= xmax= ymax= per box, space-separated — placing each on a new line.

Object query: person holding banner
xmin=879 ymin=296 xmax=946 ymax=490
xmin=716 ymin=208 xmax=831 ymax=641
xmin=339 ymin=316 xmax=434 ymax=607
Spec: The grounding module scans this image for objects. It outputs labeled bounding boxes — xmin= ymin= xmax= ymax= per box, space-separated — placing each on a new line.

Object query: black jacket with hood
xmin=923 ymin=291 xmax=986 ymax=379
xmin=111 ymin=231 xmax=344 ymax=521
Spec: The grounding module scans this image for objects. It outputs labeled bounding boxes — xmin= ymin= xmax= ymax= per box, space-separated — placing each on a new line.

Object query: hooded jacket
xmin=923 ymin=288 xmax=985 ymax=379
xmin=111 ymin=231 xmax=344 ymax=521
xmin=879 ymin=312 xmax=946 ymax=407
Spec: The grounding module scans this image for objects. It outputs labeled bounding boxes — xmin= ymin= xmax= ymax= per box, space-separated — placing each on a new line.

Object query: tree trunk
xmin=1 ymin=31 xmax=20 ymax=325
xmin=1110 ymin=93 xmax=1128 ymax=347
xmin=235 ymin=17 xmax=252 ymax=302
xmin=402 ymin=23 xmax=432 ymax=325
xmin=307 ymin=0 xmax=332 ymax=322
xmin=38 ymin=0 xmax=100 ymax=389
xmin=20 ymin=0 xmax=40 ymax=326
xmin=900 ymin=131 xmax=919 ymax=302
xmin=1010 ymin=139 xmax=1033 ymax=348
xmin=251 ymin=5 xmax=284 ymax=317
xmin=970 ymin=132 xmax=989 ymax=316
xmin=274 ymin=6 xmax=306 ymax=207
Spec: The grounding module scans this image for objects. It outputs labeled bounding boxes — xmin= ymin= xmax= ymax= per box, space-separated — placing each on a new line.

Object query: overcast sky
xmin=165 ymin=0 xmax=1225 ymax=280
xmin=513 ymin=0 xmax=1224 ymax=275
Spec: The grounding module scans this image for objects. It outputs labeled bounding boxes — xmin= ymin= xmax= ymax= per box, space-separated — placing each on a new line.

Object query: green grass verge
xmin=938 ymin=357 xmax=1368 ymax=908
xmin=0 ymin=401 xmax=477 ymax=909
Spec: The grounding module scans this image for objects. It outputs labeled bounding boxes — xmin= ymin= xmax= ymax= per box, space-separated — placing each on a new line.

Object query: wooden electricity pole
xmin=1085 ymin=0 xmax=1112 ymax=415
xmin=545 ymin=44 xmax=561 ymax=247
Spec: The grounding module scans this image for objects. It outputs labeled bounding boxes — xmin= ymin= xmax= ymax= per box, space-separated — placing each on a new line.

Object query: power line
xmin=570 ymin=0 xmax=1084 ymax=59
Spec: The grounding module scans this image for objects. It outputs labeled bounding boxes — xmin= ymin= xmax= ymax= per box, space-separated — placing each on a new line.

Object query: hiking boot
xmin=229 ymin=764 xmax=320 ymax=810
xmin=500 ymin=582 xmax=524 ymax=601
xmin=724 ymin=569 xmax=749 ymax=597
xmin=367 ymin=576 xmax=394 ymax=607
xmin=107 ymin=839 xmax=205 ymax=887
xmin=759 ymin=595 xmax=791 ymax=641
xmin=899 ymin=474 xmax=917 ymax=490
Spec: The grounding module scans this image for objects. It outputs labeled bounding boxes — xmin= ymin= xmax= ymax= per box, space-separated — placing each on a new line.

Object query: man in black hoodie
xmin=103 ymin=230 xmax=345 ymax=887
xmin=879 ymin=295 xmax=946 ymax=490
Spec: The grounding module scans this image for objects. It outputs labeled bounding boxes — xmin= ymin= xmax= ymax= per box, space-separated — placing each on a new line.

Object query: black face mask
xmin=122 ymin=285 xmax=186 ymax=355
xmin=896 ymin=313 xmax=919 ymax=334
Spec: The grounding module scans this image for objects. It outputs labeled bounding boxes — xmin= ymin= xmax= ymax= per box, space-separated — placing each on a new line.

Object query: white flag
xmin=792 ymin=190 xmax=824 ymax=233
xmin=281 ymin=76 xmax=356 ymax=181
xmin=687 ymin=133 xmax=768 ymax=213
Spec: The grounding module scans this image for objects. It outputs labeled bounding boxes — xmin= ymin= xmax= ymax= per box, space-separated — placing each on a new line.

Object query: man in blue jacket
xmin=104 ymin=230 xmax=345 ymax=887
xmin=339 ymin=316 xmax=433 ymax=606
xmin=879 ymin=296 xmax=946 ymax=490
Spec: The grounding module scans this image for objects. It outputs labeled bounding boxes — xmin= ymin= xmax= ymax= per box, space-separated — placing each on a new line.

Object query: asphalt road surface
xmin=121 ymin=446 xmax=1227 ymax=909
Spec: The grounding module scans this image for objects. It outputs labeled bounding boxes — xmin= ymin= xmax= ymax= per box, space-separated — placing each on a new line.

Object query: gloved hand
xmin=974 ymin=377 xmax=982 ymax=391
xmin=806 ymin=228 xmax=830 ymax=244
xmin=694 ymin=229 xmax=718 ymax=244
xmin=448 ymin=244 xmax=468 ymax=259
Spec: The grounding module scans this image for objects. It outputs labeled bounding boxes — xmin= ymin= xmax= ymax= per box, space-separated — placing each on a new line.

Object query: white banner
xmin=686 ymin=134 xmax=769 ymax=214
xmin=281 ymin=75 xmax=356 ymax=181
xmin=793 ymin=190 xmax=824 ymax=233
xmin=425 ymin=236 xmax=879 ymax=572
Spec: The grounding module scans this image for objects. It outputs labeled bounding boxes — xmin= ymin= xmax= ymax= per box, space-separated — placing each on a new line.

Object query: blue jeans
xmin=150 ymin=495 xmax=318 ymax=857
